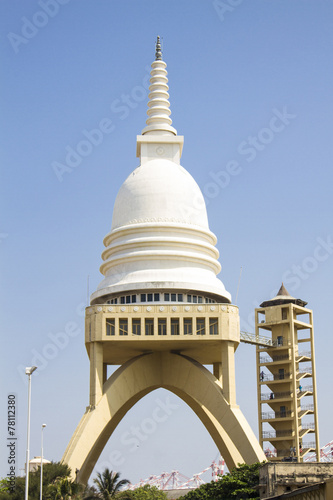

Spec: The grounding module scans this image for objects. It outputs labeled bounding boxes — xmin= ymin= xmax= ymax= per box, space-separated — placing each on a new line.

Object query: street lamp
xmin=25 ymin=366 xmax=37 ymax=500
xmin=40 ymin=424 xmax=46 ymax=500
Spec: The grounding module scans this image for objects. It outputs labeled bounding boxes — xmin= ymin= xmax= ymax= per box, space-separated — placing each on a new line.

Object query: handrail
xmin=302 ymin=442 xmax=316 ymax=449
xmin=260 ymin=372 xmax=291 ymax=382
xmin=261 ymin=391 xmax=292 ymax=400
xmin=262 ymin=430 xmax=293 ymax=438
xmin=299 ymin=386 xmax=313 ymax=395
xmin=262 ymin=410 xmax=293 ymax=419
xmin=300 ymin=404 xmax=314 ymax=412
xmin=240 ymin=331 xmax=274 ymax=346
xmin=300 ymin=422 xmax=315 ymax=430
xmin=297 ymin=351 xmax=311 ymax=359
xmin=260 ymin=354 xmax=290 ymax=364
xmin=298 ymin=366 xmax=312 ymax=374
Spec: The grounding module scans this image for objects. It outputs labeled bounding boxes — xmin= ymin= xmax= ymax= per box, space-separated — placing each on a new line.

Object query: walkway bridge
xmin=240 ymin=331 xmax=275 ymax=347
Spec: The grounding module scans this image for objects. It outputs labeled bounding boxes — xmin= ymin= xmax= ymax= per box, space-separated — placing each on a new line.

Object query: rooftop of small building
xmin=260 ymin=283 xmax=307 ymax=308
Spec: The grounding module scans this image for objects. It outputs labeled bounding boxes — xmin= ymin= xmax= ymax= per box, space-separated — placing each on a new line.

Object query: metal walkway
xmin=240 ymin=331 xmax=274 ymax=347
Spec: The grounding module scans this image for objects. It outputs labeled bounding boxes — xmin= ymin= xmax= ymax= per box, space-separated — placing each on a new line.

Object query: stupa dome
xmin=111 ymin=158 xmax=208 ymax=231
xmin=90 ymin=38 xmax=231 ymax=304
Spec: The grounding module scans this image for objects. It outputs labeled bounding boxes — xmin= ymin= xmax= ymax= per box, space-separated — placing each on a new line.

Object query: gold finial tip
xmin=155 ymin=36 xmax=162 ymax=60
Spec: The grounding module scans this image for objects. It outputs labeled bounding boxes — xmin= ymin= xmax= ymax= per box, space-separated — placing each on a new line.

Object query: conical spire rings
xmin=142 ymin=37 xmax=177 ymax=136
xmin=155 ymin=35 xmax=162 ymax=60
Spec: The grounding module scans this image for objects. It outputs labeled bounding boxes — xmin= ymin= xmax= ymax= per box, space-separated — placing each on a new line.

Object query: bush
xmin=179 ymin=462 xmax=263 ymax=500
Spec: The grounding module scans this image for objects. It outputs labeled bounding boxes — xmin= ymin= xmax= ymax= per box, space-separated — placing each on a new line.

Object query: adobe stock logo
xmin=51 ymin=66 xmax=151 ymax=182
xmin=178 ymin=107 xmax=296 ymax=222
xmin=204 ymin=107 xmax=296 ymax=196
xmin=7 ymin=0 xmax=71 ymax=54
xmin=16 ymin=302 xmax=85 ymax=384
xmin=0 ymin=233 xmax=9 ymax=243
xmin=282 ymin=236 xmax=333 ymax=291
xmin=240 ymin=236 xmax=333 ymax=333
xmin=99 ymin=395 xmax=179 ymax=468
xmin=213 ymin=0 xmax=244 ymax=22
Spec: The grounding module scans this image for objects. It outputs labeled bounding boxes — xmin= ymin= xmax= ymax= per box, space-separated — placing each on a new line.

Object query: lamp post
xmin=25 ymin=366 xmax=37 ymax=500
xmin=40 ymin=424 xmax=46 ymax=500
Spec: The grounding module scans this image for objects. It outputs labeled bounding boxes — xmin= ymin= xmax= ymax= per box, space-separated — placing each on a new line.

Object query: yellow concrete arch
xmin=63 ymin=352 xmax=265 ymax=484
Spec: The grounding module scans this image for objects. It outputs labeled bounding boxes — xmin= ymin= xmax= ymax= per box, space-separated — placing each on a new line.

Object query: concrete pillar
xmin=103 ymin=363 xmax=107 ymax=385
xmin=89 ymin=342 xmax=104 ymax=406
xmin=213 ymin=362 xmax=222 ymax=386
xmin=221 ymin=341 xmax=236 ymax=405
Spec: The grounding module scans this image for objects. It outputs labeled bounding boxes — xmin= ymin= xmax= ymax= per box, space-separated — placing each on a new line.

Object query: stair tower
xmin=256 ymin=284 xmax=320 ymax=462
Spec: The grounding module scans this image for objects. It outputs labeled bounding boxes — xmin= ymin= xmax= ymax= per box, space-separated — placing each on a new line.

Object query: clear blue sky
xmin=1 ymin=0 xmax=333 ymax=485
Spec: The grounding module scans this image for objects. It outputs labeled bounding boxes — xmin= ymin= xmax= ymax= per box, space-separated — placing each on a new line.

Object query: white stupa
xmin=63 ymin=39 xmax=267 ymax=484
xmin=91 ymin=37 xmax=231 ymax=304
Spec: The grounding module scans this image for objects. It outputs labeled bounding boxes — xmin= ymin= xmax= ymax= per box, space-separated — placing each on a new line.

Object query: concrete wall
xmin=259 ymin=462 xmax=333 ymax=498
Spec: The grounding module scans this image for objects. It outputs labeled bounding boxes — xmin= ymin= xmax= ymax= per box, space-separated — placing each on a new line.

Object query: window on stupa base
xmin=145 ymin=319 xmax=154 ymax=336
xmin=171 ymin=318 xmax=179 ymax=335
xmin=184 ymin=318 xmax=192 ymax=335
xmin=132 ymin=319 xmax=141 ymax=335
xmin=119 ymin=319 xmax=128 ymax=336
xmin=106 ymin=319 xmax=115 ymax=336
xmin=158 ymin=319 xmax=167 ymax=335
xmin=209 ymin=318 xmax=218 ymax=335
xmin=196 ymin=318 xmax=205 ymax=335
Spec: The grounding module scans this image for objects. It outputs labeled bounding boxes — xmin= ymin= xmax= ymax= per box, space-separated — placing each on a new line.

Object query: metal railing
xmin=260 ymin=354 xmax=290 ymax=364
xmin=261 ymin=391 xmax=292 ymax=401
xmin=299 ymin=386 xmax=313 ymax=395
xmin=241 ymin=332 xmax=296 ymax=347
xmin=302 ymin=442 xmax=316 ymax=450
xmin=300 ymin=404 xmax=314 ymax=412
xmin=262 ymin=410 xmax=293 ymax=419
xmin=300 ymin=422 xmax=315 ymax=430
xmin=240 ymin=331 xmax=274 ymax=347
xmin=298 ymin=366 xmax=312 ymax=374
xmin=262 ymin=430 xmax=293 ymax=439
xmin=259 ymin=356 xmax=273 ymax=364
xmin=262 ymin=431 xmax=276 ymax=439
xmin=297 ymin=351 xmax=311 ymax=359
xmin=260 ymin=372 xmax=291 ymax=382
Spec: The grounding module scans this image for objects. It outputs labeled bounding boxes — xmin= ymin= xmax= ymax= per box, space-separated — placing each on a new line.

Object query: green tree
xmin=0 ymin=462 xmax=80 ymax=500
xmin=83 ymin=485 xmax=99 ymax=499
xmin=86 ymin=469 xmax=130 ymax=500
xmin=0 ymin=477 xmax=25 ymax=500
xmin=118 ymin=484 xmax=167 ymax=500
xmin=46 ymin=476 xmax=83 ymax=499
xmin=179 ymin=462 xmax=263 ymax=500
xmin=0 ymin=479 xmax=10 ymax=493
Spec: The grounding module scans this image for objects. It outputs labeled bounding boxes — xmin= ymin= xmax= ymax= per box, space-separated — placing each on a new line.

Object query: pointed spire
xmin=155 ymin=36 xmax=162 ymax=60
xmin=260 ymin=283 xmax=307 ymax=308
xmin=276 ymin=283 xmax=292 ymax=298
xmin=141 ymin=37 xmax=177 ymax=136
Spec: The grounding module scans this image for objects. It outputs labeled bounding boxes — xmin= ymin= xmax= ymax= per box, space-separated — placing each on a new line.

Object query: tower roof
xmin=260 ymin=283 xmax=307 ymax=308
xmin=276 ymin=283 xmax=292 ymax=298
xmin=90 ymin=39 xmax=231 ymax=304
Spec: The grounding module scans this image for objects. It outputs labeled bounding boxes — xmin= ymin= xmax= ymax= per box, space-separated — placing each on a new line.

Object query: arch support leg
xmin=63 ymin=352 xmax=265 ymax=485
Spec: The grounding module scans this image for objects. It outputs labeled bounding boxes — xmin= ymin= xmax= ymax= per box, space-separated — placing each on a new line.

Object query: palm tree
xmin=86 ymin=469 xmax=130 ymax=500
xmin=47 ymin=476 xmax=82 ymax=499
